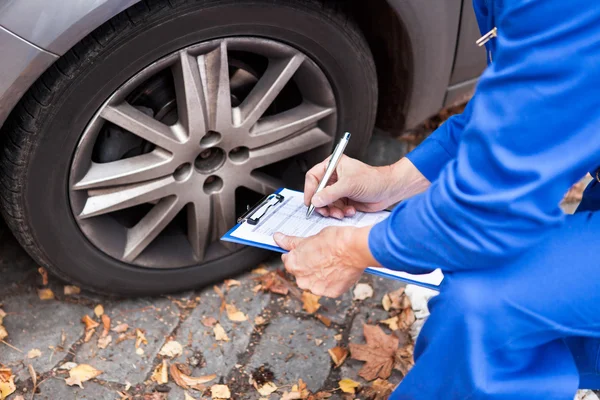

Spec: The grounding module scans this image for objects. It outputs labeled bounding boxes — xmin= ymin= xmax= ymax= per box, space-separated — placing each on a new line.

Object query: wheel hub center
xmin=194 ymin=146 xmax=225 ymax=174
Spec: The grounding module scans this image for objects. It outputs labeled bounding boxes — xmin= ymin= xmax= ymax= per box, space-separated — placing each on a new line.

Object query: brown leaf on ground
xmin=382 ymin=288 xmax=405 ymax=311
xmin=135 ymin=329 xmax=148 ymax=348
xmin=101 ymin=314 xmax=111 ymax=337
xmin=151 ymin=360 xmax=169 ymax=385
xmin=202 ymin=317 xmax=217 ymax=327
xmin=0 ymin=368 xmax=16 ymax=400
xmin=97 ymin=335 xmax=112 ymax=349
xmin=143 ymin=394 xmax=167 ymax=400
xmin=349 ymin=324 xmax=400 ymax=381
xmin=37 ymin=288 xmax=54 ymax=301
xmin=301 ymin=291 xmax=321 ymax=314
xmin=315 ymin=314 xmax=331 ymax=327
xmin=27 ymin=348 xmax=42 ymax=359
xmin=210 ymin=384 xmax=231 ymax=399
xmin=111 ymin=323 xmax=129 ymax=334
xmin=170 ymin=363 xmax=216 ymax=391
xmin=225 ymin=304 xmax=248 ymax=322
xmin=184 ymin=392 xmax=198 ymax=400
xmin=254 ymin=271 xmax=289 ymax=295
xmin=213 ymin=323 xmax=229 ymax=342
xmin=256 ymin=381 xmax=278 ymax=396
xmin=361 ymin=378 xmax=396 ymax=400
xmin=328 ymin=347 xmax=348 ymax=368
xmin=0 ymin=309 xmax=5 ymax=324
xmin=379 ymin=316 xmax=399 ymax=331
xmin=397 ymin=308 xmax=416 ymax=332
xmin=251 ymin=265 xmax=269 ymax=275
xmin=338 ymin=378 xmax=360 ymax=394
xmin=83 ymin=328 xmax=95 ymax=343
xmin=308 ymin=393 xmax=332 ymax=400
xmin=0 ymin=325 xmax=8 ymax=341
xmin=64 ymin=285 xmax=81 ymax=296
xmin=334 ymin=334 xmax=342 ymax=341
xmin=65 ymin=364 xmax=102 ymax=389
xmin=94 ymin=304 xmax=104 ymax=318
xmin=254 ymin=316 xmax=268 ymax=326
xmin=38 ymin=267 xmax=48 ymax=286
xmin=224 ymin=279 xmax=241 ymax=289
xmin=353 ymin=283 xmax=374 ymax=301
xmin=214 ymin=285 xmax=227 ymax=314
xmin=159 ymin=340 xmax=183 ymax=358
xmin=81 ymin=315 xmax=99 ymax=331
xmin=394 ymin=343 xmax=415 ymax=376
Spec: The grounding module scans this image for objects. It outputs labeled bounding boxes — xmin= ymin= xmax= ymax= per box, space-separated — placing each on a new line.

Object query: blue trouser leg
xmin=390 ymin=209 xmax=600 ymax=400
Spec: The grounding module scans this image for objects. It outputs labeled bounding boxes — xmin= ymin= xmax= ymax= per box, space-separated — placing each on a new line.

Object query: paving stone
xmin=1 ymin=293 xmax=89 ymax=382
xmin=173 ymin=277 xmax=270 ymax=380
xmin=248 ymin=315 xmax=337 ymax=393
xmin=34 ymin=377 xmax=117 ymax=400
xmin=341 ymin=306 xmax=404 ymax=387
xmin=75 ymin=297 xmax=180 ymax=385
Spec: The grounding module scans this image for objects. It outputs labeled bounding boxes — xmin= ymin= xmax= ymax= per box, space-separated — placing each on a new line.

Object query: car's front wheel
xmin=0 ymin=0 xmax=377 ymax=295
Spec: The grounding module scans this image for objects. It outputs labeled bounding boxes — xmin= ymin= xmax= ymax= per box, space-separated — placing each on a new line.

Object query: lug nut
xmin=200 ymin=149 xmax=212 ymax=159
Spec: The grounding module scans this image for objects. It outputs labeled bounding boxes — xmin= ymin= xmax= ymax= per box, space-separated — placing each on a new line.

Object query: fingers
xmin=311 ymin=182 xmax=350 ymax=208
xmin=273 ymin=232 xmax=302 ymax=251
xmin=304 ymin=158 xmax=330 ymax=206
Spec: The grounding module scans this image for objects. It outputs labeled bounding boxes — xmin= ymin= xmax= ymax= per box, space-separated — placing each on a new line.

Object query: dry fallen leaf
xmin=281 ymin=392 xmax=303 ymax=400
xmin=309 ymin=393 xmax=332 ymax=400
xmin=101 ymin=314 xmax=111 ymax=337
xmin=338 ymin=378 xmax=360 ymax=394
xmin=283 ymin=379 xmax=310 ymax=399
xmin=394 ymin=343 xmax=415 ymax=376
xmin=37 ymin=288 xmax=54 ymax=301
xmin=202 ymin=317 xmax=217 ymax=327
xmin=256 ymin=382 xmax=278 ymax=396
xmin=84 ymin=328 xmax=96 ymax=343
xmin=334 ymin=334 xmax=342 ymax=341
xmin=184 ymin=392 xmax=198 ymax=400
xmin=0 ymin=309 xmax=5 ymax=324
xmin=213 ymin=323 xmax=229 ymax=342
xmin=65 ymin=364 xmax=102 ymax=389
xmin=0 ymin=325 xmax=8 ymax=341
xmin=135 ymin=329 xmax=148 ymax=348
xmin=169 ymin=364 xmax=216 ymax=391
xmin=58 ymin=362 xmax=78 ymax=371
xmin=254 ymin=271 xmax=289 ymax=295
xmin=151 ymin=360 xmax=169 ymax=385
xmin=353 ymin=283 xmax=373 ymax=301
xmin=382 ymin=288 xmax=406 ymax=311
xmin=211 ymin=384 xmax=231 ymax=399
xmin=328 ymin=347 xmax=348 ymax=368
xmin=361 ymin=378 xmax=395 ymax=400
xmin=94 ymin=304 xmax=104 ymax=318
xmin=254 ymin=316 xmax=267 ymax=326
xmin=159 ymin=340 xmax=183 ymax=358
xmin=135 ymin=347 xmax=144 ymax=356
xmin=224 ymin=279 xmax=241 ymax=289
xmin=349 ymin=324 xmax=400 ymax=381
xmin=0 ymin=368 xmax=16 ymax=400
xmin=97 ymin=335 xmax=112 ymax=349
xmin=27 ymin=348 xmax=42 ymax=359
xmin=13 ymin=395 xmax=25 ymax=400
xmin=38 ymin=267 xmax=48 ymax=286
xmin=397 ymin=308 xmax=416 ymax=332
xmin=315 ymin=314 xmax=331 ymax=327
xmin=111 ymin=323 xmax=129 ymax=334
xmin=64 ymin=285 xmax=81 ymax=296
xmin=251 ymin=265 xmax=269 ymax=275
xmin=314 ymin=339 xmax=323 ymax=346
xmin=301 ymin=291 xmax=321 ymax=314
xmin=225 ymin=304 xmax=247 ymax=322
xmin=379 ymin=316 xmax=399 ymax=331
xmin=81 ymin=315 xmax=99 ymax=331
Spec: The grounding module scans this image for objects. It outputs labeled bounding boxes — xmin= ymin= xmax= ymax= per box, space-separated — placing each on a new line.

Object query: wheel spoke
xmin=79 ymin=176 xmax=176 ymax=219
xmin=123 ymin=196 xmax=182 ymax=262
xmin=212 ymin=186 xmax=237 ymax=239
xmin=187 ymin=198 xmax=212 ymax=261
xmin=73 ymin=150 xmax=173 ymax=190
xmin=246 ymin=102 xmax=335 ymax=148
xmin=101 ymin=103 xmax=182 ymax=152
xmin=247 ymin=127 xmax=333 ymax=169
xmin=199 ymin=41 xmax=233 ymax=133
xmin=235 ymin=53 xmax=305 ymax=129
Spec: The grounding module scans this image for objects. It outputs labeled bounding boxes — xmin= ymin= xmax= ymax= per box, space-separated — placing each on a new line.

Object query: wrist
xmin=342 ymin=225 xmax=381 ymax=268
xmin=386 ymin=157 xmax=430 ymax=203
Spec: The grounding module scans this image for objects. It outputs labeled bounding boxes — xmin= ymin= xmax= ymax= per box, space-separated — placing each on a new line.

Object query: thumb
xmin=273 ymin=232 xmax=302 ymax=251
xmin=312 ymin=182 xmax=349 ymax=208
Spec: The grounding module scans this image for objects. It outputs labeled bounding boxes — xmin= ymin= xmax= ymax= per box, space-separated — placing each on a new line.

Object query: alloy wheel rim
xmin=69 ymin=37 xmax=337 ymax=269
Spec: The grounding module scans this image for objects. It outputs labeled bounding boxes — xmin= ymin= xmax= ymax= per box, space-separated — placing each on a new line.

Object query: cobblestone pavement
xmin=0 ymin=217 xmax=413 ymax=400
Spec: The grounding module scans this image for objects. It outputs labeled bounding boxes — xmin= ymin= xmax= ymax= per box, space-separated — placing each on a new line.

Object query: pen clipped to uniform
xmin=306 ymin=132 xmax=351 ymax=218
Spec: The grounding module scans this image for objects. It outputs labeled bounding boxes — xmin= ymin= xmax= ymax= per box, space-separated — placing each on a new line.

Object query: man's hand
xmin=273 ymin=226 xmax=379 ymax=298
xmin=305 ymin=156 xmax=430 ymax=218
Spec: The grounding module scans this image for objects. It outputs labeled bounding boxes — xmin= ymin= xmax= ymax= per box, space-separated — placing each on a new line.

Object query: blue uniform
xmin=367 ymin=0 xmax=600 ymax=398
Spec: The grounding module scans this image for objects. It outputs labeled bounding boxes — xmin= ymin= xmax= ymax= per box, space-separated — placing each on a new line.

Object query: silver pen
xmin=306 ymin=132 xmax=351 ymax=218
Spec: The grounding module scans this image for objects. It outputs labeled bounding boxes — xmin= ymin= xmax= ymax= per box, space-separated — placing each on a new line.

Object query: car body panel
xmin=450 ymin=0 xmax=487 ymax=85
xmin=385 ymin=0 xmax=463 ymax=127
xmin=0 ymin=26 xmax=57 ymax=126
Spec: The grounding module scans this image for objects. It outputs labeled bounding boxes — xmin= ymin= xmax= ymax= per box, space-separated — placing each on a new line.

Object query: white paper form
xmin=228 ymin=188 xmax=443 ymax=289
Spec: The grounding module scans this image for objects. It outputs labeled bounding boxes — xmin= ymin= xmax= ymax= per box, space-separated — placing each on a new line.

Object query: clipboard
xmin=221 ymin=188 xmax=443 ymax=290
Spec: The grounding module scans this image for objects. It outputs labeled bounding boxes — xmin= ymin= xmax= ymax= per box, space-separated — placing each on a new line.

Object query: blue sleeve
xmin=369 ymin=0 xmax=600 ymax=274
xmin=406 ymin=98 xmax=475 ymax=182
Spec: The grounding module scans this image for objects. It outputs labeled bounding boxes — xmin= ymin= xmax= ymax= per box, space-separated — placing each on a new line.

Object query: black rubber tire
xmin=0 ymin=0 xmax=378 ymax=295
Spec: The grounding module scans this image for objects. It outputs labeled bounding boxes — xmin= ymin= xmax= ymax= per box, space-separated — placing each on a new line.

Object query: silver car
xmin=0 ymin=0 xmax=485 ymax=295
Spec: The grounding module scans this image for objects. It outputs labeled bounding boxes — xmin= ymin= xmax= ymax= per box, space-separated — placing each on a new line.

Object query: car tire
xmin=0 ymin=0 xmax=377 ymax=295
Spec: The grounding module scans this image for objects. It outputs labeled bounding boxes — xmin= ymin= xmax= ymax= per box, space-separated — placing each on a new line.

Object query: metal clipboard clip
xmin=237 ymin=193 xmax=285 ymax=225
